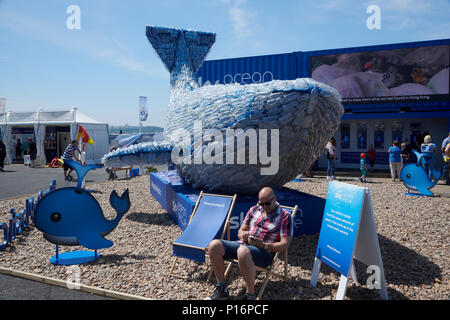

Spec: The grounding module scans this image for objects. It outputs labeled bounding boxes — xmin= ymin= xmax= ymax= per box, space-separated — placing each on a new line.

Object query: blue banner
xmin=139 ymin=96 xmax=148 ymax=122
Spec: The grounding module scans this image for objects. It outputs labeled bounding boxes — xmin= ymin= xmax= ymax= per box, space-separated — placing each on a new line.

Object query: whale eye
xmin=50 ymin=212 xmax=62 ymax=223
xmin=406 ymin=174 xmax=411 ymax=179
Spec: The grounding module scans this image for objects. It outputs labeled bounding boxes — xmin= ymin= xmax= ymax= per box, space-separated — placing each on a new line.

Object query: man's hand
xmin=238 ymin=228 xmax=251 ymax=243
xmin=248 ymin=236 xmax=264 ymax=249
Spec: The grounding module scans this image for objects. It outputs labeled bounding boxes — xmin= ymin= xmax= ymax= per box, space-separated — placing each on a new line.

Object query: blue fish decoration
xmin=34 ymin=161 xmax=131 ymax=249
xmin=401 ymin=150 xmax=443 ymax=196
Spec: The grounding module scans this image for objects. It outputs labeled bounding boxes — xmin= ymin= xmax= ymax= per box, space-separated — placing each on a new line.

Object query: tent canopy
xmin=0 ymin=108 xmax=110 ymax=165
xmin=0 ymin=108 xmax=104 ymax=125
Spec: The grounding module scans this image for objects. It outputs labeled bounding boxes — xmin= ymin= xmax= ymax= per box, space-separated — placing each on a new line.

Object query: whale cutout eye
xmin=50 ymin=212 xmax=62 ymax=223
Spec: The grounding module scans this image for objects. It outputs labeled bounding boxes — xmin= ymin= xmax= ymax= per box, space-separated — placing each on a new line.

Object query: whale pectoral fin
xmin=416 ymin=185 xmax=434 ymax=197
xmin=77 ymin=232 xmax=113 ymax=250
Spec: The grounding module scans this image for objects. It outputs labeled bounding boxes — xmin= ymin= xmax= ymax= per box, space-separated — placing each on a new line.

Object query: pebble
xmin=0 ymin=175 xmax=448 ymax=300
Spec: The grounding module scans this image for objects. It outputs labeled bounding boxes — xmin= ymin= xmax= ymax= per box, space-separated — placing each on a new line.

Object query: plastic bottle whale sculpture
xmin=34 ymin=160 xmax=131 ymax=264
xmin=102 ymin=26 xmax=344 ymax=194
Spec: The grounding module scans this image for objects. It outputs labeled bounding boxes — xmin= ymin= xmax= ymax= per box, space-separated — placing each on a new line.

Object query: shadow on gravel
xmin=377 ymin=234 xmax=442 ymax=286
xmin=94 ymin=253 xmax=156 ymax=266
xmin=126 ymin=212 xmax=176 ymax=227
xmin=286 ymin=233 xmax=441 ymax=293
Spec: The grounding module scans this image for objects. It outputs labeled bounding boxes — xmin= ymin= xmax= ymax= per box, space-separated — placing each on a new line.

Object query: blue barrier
xmin=150 ymin=171 xmax=326 ymax=239
xmin=0 ymin=180 xmax=56 ymax=251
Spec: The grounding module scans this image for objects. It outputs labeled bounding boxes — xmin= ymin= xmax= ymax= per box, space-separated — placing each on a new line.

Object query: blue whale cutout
xmin=401 ymin=150 xmax=443 ymax=196
xmin=34 ymin=160 xmax=131 ymax=250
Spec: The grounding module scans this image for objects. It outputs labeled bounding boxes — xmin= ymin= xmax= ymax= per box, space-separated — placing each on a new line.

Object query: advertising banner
xmin=311 ymin=45 xmax=449 ymax=104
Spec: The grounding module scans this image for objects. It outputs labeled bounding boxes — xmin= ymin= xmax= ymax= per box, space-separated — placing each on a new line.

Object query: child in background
xmin=367 ymin=144 xmax=376 ymax=172
xmin=359 ymin=153 xmax=368 ymax=183
xmin=401 ymin=142 xmax=409 ymax=168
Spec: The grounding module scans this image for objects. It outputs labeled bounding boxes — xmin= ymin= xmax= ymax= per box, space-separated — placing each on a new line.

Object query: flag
xmin=76 ymin=125 xmax=95 ymax=145
xmin=139 ymin=96 xmax=148 ymax=122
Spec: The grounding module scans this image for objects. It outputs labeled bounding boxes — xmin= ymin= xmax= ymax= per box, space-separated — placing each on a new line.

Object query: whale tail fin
xmin=110 ymin=189 xmax=131 ymax=219
xmin=145 ymin=26 xmax=216 ymax=75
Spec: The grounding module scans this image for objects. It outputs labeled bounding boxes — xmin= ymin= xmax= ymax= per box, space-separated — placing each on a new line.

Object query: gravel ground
xmin=0 ymin=174 xmax=448 ymax=300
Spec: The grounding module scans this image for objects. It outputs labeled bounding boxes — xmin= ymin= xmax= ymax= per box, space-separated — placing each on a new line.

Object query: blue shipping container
xmin=197 ymin=52 xmax=298 ymax=86
xmin=197 ymin=38 xmax=450 ymax=111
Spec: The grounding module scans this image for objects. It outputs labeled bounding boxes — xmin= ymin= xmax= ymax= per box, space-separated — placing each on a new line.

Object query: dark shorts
xmin=220 ymin=240 xmax=275 ymax=268
xmin=63 ymin=162 xmax=73 ymax=171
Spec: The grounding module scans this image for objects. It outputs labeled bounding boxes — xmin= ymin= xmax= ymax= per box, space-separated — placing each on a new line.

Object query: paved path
xmin=0 ymin=164 xmax=127 ymax=200
xmin=0 ymin=273 xmax=114 ymax=300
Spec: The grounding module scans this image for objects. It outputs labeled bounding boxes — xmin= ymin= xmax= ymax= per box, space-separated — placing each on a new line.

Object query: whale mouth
xmin=43 ymin=231 xmax=112 ymax=246
xmin=44 ymin=234 xmax=79 ymax=246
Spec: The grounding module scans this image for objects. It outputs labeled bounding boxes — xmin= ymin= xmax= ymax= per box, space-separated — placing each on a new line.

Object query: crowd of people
xmin=323 ymin=131 xmax=450 ymax=185
xmin=2 ymin=132 xmax=450 ymax=186
xmin=0 ymin=137 xmax=37 ymax=170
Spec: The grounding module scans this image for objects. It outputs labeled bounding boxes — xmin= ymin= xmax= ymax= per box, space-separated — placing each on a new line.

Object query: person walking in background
xmin=421 ymin=135 xmax=437 ymax=180
xmin=442 ymin=133 xmax=450 ymax=155
xmin=27 ymin=138 xmax=37 ymax=168
xmin=359 ymin=153 xmax=368 ymax=183
xmin=0 ymin=139 xmax=6 ymax=171
xmin=400 ymin=142 xmax=409 ymax=168
xmin=444 ymin=141 xmax=450 ymax=185
xmin=15 ymin=139 xmax=23 ymax=161
xmin=106 ymin=146 xmax=118 ymax=180
xmin=441 ymin=132 xmax=450 ymax=184
xmin=403 ymin=139 xmax=413 ymax=164
xmin=367 ymin=144 xmax=376 ymax=172
xmin=62 ymin=140 xmax=81 ymax=181
xmin=388 ymin=140 xmax=402 ymax=181
xmin=325 ymin=137 xmax=337 ymax=180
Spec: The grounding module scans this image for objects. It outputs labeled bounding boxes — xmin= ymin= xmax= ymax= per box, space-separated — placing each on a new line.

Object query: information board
xmin=311 ymin=181 xmax=388 ymax=300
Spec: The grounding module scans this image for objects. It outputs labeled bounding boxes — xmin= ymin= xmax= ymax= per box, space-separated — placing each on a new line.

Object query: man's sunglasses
xmin=258 ymin=198 xmax=273 ymax=207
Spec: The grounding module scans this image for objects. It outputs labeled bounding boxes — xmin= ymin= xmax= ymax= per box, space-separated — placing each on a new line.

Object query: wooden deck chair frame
xmin=222 ymin=204 xmax=298 ymax=300
xmin=168 ymin=191 xmax=237 ymax=279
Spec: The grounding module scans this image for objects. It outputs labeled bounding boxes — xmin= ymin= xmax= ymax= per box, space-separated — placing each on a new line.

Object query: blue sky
xmin=0 ymin=0 xmax=449 ymax=127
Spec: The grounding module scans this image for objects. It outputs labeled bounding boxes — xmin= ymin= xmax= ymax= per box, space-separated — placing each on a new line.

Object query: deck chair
xmin=168 ymin=191 xmax=237 ymax=279
xmin=223 ymin=204 xmax=298 ymax=300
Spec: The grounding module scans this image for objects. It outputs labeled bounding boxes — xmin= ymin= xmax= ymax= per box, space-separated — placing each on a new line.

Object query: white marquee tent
xmin=0 ymin=107 xmax=110 ymax=165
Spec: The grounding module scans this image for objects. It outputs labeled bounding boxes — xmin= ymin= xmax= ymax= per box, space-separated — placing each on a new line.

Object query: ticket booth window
xmin=374 ymin=122 xmax=385 ymax=149
xmin=357 ymin=123 xmax=367 ymax=149
xmin=340 ymin=124 xmax=350 ymax=149
xmin=392 ymin=122 xmax=403 ymax=143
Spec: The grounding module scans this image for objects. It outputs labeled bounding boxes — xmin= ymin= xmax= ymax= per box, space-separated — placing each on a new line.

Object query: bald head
xmin=259 ymin=187 xmax=275 ymax=200
xmin=258 ymin=187 xmax=277 ymax=214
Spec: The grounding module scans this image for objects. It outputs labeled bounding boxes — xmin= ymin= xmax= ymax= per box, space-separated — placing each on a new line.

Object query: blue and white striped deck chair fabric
xmin=168 ymin=191 xmax=237 ymax=278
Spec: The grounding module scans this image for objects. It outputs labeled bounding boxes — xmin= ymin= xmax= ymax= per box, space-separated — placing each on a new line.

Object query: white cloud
xmin=224 ymin=0 xmax=259 ymax=40
xmin=0 ymin=9 xmax=162 ymax=77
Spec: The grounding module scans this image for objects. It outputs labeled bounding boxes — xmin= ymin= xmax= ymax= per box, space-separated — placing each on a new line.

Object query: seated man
xmin=206 ymin=187 xmax=293 ymax=300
